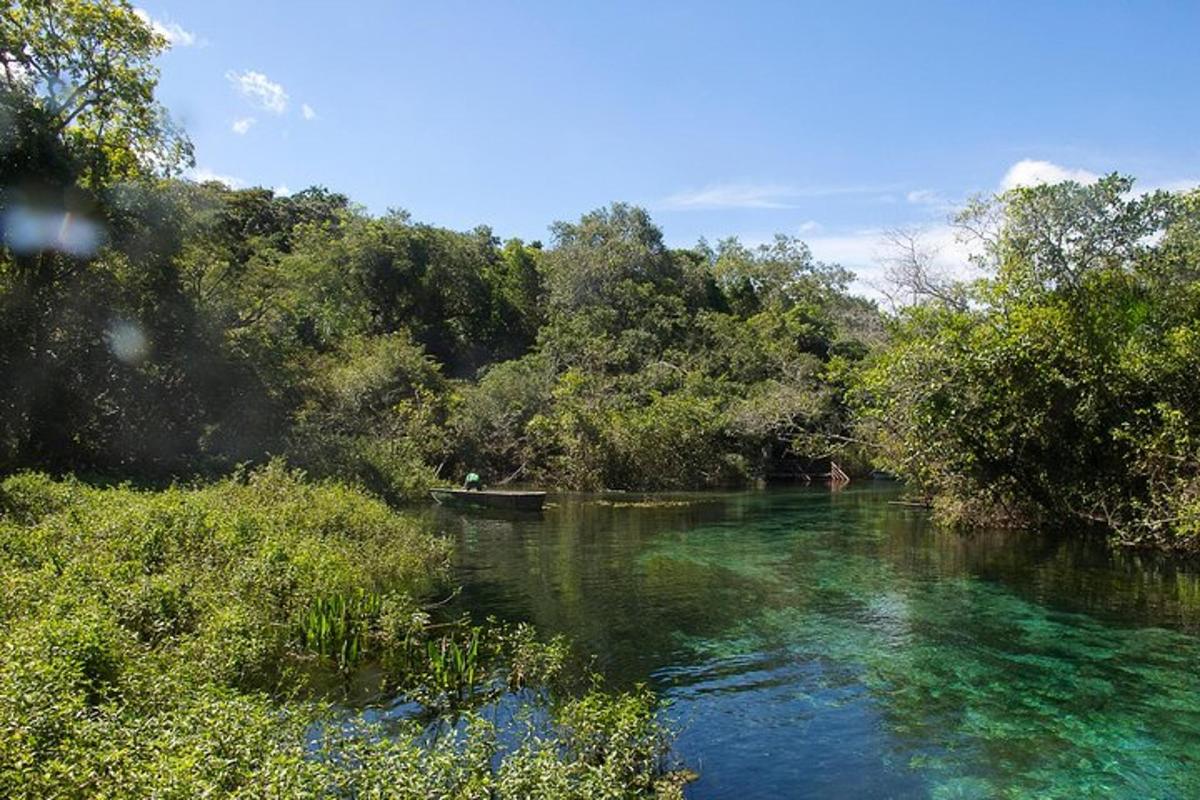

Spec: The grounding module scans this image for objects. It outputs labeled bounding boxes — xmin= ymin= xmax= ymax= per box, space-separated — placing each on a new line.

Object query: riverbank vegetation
xmin=0 ymin=465 xmax=683 ymax=798
xmin=6 ymin=3 xmax=1200 ymax=536
xmin=855 ymin=178 xmax=1200 ymax=551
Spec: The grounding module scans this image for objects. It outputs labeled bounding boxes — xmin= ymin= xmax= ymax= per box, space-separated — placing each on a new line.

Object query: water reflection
xmin=436 ymin=487 xmax=1200 ymax=798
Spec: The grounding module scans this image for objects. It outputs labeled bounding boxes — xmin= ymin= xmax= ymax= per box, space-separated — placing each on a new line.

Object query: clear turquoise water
xmin=440 ymin=486 xmax=1200 ymax=799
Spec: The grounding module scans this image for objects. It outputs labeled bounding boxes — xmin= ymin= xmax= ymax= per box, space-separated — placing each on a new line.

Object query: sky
xmin=140 ymin=0 xmax=1200 ymax=292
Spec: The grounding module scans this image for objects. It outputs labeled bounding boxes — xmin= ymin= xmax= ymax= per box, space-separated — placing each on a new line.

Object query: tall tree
xmin=1 ymin=0 xmax=191 ymax=186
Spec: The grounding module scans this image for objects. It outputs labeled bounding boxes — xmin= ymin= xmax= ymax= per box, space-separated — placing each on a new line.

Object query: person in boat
xmin=463 ymin=471 xmax=483 ymax=491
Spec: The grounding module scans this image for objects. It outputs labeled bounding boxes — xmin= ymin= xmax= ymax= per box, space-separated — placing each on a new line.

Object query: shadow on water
xmin=427 ymin=486 xmax=1200 ymax=799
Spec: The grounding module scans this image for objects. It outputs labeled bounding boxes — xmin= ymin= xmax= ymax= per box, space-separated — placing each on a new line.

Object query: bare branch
xmin=878 ymin=227 xmax=969 ymax=311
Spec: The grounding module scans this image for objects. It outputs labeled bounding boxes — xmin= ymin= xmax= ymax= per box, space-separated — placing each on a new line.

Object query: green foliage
xmin=1 ymin=0 xmax=193 ymax=185
xmin=287 ymin=333 xmax=445 ymax=502
xmin=607 ymin=387 xmax=736 ymax=490
xmin=708 ymin=234 xmax=852 ymax=317
xmin=0 ymin=470 xmax=80 ymax=522
xmin=420 ymin=627 xmax=484 ymax=705
xmin=0 ymin=469 xmax=678 ymax=798
xmin=298 ymin=590 xmax=384 ymax=672
xmin=439 ymin=207 xmax=876 ymax=490
xmin=498 ymin=681 xmax=683 ymax=799
xmin=544 ymin=202 xmax=684 ymax=315
xmin=857 ymin=177 xmax=1200 ymax=549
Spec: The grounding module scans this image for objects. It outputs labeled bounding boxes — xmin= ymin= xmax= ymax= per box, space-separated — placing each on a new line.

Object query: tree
xmin=857 ymin=177 xmax=1200 ymax=549
xmin=709 ymin=234 xmax=851 ymax=316
xmin=543 ymin=203 xmax=682 ymax=313
xmin=0 ymin=0 xmax=191 ymax=185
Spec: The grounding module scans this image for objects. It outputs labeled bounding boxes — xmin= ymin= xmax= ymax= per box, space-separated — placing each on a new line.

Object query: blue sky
xmin=141 ymin=1 xmax=1199 ymax=289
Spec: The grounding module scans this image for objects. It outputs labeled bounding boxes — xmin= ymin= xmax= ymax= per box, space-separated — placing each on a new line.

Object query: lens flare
xmin=105 ymin=320 xmax=150 ymax=365
xmin=2 ymin=204 xmax=103 ymax=256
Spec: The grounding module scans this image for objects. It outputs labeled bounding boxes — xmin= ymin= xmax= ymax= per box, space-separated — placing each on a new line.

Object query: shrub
xmin=0 ymin=467 xmax=678 ymax=797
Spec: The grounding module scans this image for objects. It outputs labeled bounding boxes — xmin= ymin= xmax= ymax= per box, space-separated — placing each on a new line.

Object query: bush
xmin=0 ymin=466 xmax=679 ymax=798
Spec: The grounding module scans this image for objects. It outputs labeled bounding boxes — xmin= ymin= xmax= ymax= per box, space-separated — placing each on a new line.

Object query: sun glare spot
xmin=2 ymin=204 xmax=104 ymax=257
xmin=105 ymin=320 xmax=150 ymax=365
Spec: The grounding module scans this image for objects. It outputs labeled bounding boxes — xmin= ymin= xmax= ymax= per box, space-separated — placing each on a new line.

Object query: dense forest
xmin=0 ymin=11 xmax=880 ymax=500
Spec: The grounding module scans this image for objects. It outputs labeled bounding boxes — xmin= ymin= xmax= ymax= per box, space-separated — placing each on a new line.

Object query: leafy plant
xmin=297 ymin=590 xmax=383 ymax=672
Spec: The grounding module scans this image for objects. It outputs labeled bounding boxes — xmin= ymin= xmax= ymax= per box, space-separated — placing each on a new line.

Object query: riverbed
xmin=437 ymin=485 xmax=1200 ymax=798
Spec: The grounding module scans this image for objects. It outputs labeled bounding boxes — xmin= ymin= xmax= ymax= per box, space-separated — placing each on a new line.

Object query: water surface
xmin=439 ymin=486 xmax=1200 ymax=798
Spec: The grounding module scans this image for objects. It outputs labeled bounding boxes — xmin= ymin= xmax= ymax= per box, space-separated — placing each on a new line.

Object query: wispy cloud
xmin=226 ymin=70 xmax=288 ymax=114
xmin=661 ymin=182 xmax=894 ymax=210
xmin=301 ymin=103 xmax=317 ymax=121
xmin=231 ymin=117 xmax=256 ymax=135
xmin=662 ymin=183 xmax=798 ymax=210
xmin=906 ymin=189 xmax=943 ymax=206
xmin=186 ymin=167 xmax=245 ymax=189
xmin=134 ymin=8 xmax=197 ymax=47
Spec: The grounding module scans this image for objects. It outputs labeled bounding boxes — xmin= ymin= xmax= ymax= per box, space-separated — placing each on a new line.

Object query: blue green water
xmin=440 ymin=486 xmax=1200 ymax=798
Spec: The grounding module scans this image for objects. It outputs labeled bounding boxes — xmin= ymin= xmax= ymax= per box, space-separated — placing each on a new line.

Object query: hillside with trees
xmin=1 ymin=6 xmax=878 ymax=501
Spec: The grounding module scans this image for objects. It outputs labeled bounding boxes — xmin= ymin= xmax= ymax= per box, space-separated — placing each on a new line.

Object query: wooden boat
xmin=429 ymin=488 xmax=546 ymax=511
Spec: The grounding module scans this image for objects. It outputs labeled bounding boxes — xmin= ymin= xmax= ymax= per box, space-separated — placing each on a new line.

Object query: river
xmin=436 ymin=485 xmax=1200 ymax=798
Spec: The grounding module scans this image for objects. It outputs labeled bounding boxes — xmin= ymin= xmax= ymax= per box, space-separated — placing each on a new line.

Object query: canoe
xmin=430 ymin=488 xmax=546 ymax=511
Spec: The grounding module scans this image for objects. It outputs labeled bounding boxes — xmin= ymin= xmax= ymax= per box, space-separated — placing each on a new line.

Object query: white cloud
xmin=301 ymin=103 xmax=317 ymax=121
xmin=661 ymin=182 xmax=896 ymax=210
xmin=134 ymin=9 xmax=197 ymax=47
xmin=186 ymin=167 xmax=245 ymax=189
xmin=231 ymin=117 xmax=256 ymax=135
xmin=804 ymin=224 xmax=982 ymax=299
xmin=998 ymin=159 xmax=1200 ymax=197
xmin=226 ymin=70 xmax=288 ymax=114
xmin=1000 ymin=159 xmax=1099 ymax=191
xmin=662 ymin=183 xmax=799 ymax=210
xmin=273 ymin=184 xmax=291 ymax=197
xmin=798 ymin=220 xmax=822 ymax=234
xmin=805 ymin=230 xmax=889 ymax=281
xmin=906 ymin=189 xmax=942 ymax=205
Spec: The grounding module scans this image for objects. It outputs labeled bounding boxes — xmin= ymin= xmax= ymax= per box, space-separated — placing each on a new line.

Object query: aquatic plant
xmin=423 ymin=627 xmax=483 ymax=702
xmin=298 ymin=590 xmax=384 ymax=672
